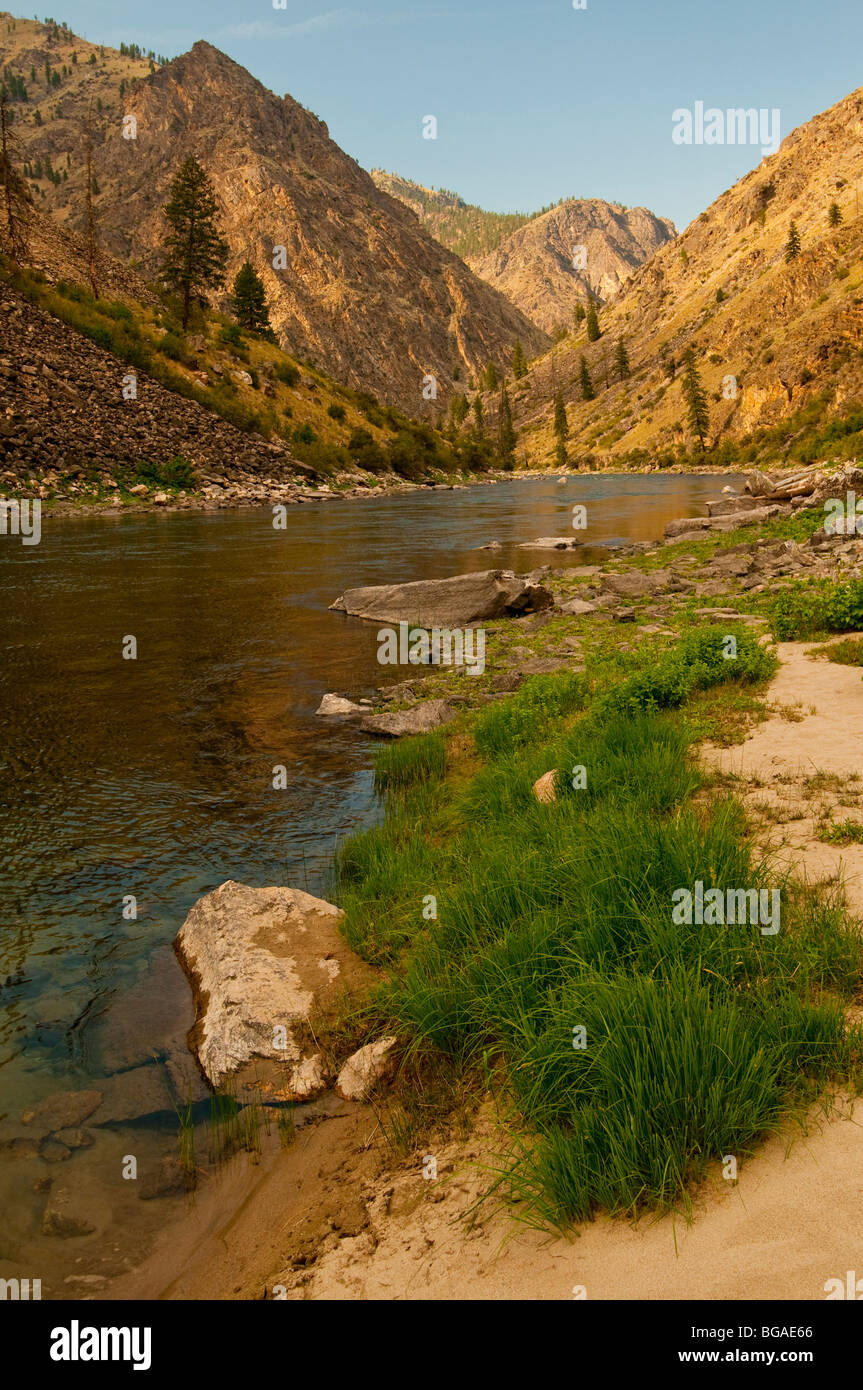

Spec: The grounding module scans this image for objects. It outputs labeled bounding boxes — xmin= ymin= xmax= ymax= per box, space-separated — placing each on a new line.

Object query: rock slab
xmin=330 ymin=570 xmax=553 ymax=627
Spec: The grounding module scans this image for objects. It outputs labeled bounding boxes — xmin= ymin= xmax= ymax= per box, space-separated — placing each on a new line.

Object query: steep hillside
xmin=470 ymin=200 xmax=675 ymax=334
xmin=0 ymin=14 xmax=547 ymax=409
xmin=370 ymin=170 xmax=533 ymax=260
xmin=504 ymin=86 xmax=863 ymax=469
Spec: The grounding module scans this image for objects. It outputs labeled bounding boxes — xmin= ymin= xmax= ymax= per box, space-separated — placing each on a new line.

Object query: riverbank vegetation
xmin=333 ymin=621 xmax=863 ymax=1233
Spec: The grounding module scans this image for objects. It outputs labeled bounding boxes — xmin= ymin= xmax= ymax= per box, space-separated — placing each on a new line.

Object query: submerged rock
xmin=315 ymin=693 xmax=367 ymax=716
xmin=330 ymin=569 xmax=553 ymax=627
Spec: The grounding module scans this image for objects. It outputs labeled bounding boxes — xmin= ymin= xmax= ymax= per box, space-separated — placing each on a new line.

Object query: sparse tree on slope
xmin=160 ymin=156 xmax=229 ymax=330
xmin=553 ymin=388 xmax=568 ymax=466
xmin=784 ymin=220 xmax=801 ymax=263
xmin=586 ymin=301 xmax=601 ymax=342
xmin=829 ymin=202 xmax=843 ymax=228
xmin=484 ymin=360 xmax=498 ymax=390
xmin=682 ymin=346 xmax=710 ymax=451
xmin=498 ymin=384 xmax=516 ymax=465
xmin=579 ymin=355 xmax=595 ymax=402
xmin=615 ymin=338 xmax=631 ymax=381
xmin=0 ymin=88 xmax=32 ymax=262
xmin=512 ymin=339 xmax=527 ymax=380
xmin=231 ymin=260 xmax=275 ymax=339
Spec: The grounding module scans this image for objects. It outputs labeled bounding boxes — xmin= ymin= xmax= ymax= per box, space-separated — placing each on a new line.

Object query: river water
xmin=0 ymin=472 xmax=738 ymax=1293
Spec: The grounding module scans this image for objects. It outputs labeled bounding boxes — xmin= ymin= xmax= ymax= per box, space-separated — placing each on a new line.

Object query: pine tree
xmin=573 ymin=303 xmax=586 ymax=328
xmin=472 ymin=395 xmax=484 ymax=436
xmin=784 ymin=221 xmax=801 ymax=262
xmin=0 ymin=87 xmax=32 ymax=261
xmin=497 ymin=384 xmax=516 ymax=464
xmin=614 ymin=338 xmax=631 ymax=381
xmin=160 ymin=156 xmax=228 ymax=330
xmin=512 ymin=340 xmax=527 ymax=379
xmin=553 ymin=389 xmax=568 ymax=467
xmin=586 ymin=301 xmax=601 ymax=342
xmin=484 ymin=360 xmax=498 ymax=391
xmin=450 ymin=393 xmax=469 ymax=427
xmin=682 ymin=346 xmax=710 ymax=451
xmin=579 ymin=355 xmax=595 ymax=402
xmin=83 ymin=105 xmax=98 ymax=296
xmin=829 ymin=202 xmax=843 ymax=228
xmin=231 ymin=260 xmax=274 ymax=338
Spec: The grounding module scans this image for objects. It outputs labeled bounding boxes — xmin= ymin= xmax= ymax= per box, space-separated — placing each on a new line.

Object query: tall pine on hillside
xmin=231 ymin=260 xmax=275 ymax=339
xmin=784 ymin=221 xmax=801 ymax=262
xmin=553 ymin=389 xmax=568 ymax=467
xmin=579 ymin=355 xmax=595 ymax=402
xmin=586 ymin=301 xmax=601 ymax=342
xmin=512 ymin=340 xmax=528 ymax=379
xmin=160 ymin=156 xmax=229 ymax=329
xmin=0 ymin=89 xmax=32 ymax=262
xmin=681 ymin=347 xmax=710 ymax=451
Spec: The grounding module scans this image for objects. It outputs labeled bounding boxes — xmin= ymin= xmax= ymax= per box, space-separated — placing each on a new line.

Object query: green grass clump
xmin=373 ymin=732 xmax=446 ymax=792
xmin=772 ymin=578 xmax=863 ymax=640
xmin=818 ymin=819 xmax=863 ymax=845
xmin=596 ymin=625 xmax=776 ymax=717
xmin=473 ymin=669 xmax=587 ymax=757
xmin=334 ymin=630 xmax=862 ymax=1233
xmin=812 ymin=636 xmax=863 ymax=666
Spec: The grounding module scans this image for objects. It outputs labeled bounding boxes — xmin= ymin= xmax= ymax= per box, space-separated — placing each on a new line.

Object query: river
xmin=0 ymin=471 xmax=739 ymax=1293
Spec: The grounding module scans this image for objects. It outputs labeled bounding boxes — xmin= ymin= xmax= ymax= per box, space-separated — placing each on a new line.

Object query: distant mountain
xmin=370 ymin=170 xmax=534 ymax=260
xmin=507 ymin=84 xmax=863 ymax=468
xmin=0 ymin=15 xmax=547 ymax=408
xmin=372 ymin=171 xmax=675 ymax=334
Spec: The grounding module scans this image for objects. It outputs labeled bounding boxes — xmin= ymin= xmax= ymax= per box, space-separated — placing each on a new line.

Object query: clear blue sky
xmin=32 ymin=0 xmax=863 ymax=230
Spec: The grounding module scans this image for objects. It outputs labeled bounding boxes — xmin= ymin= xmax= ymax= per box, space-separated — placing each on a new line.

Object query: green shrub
xmin=327 ymin=403 xmax=346 ymax=421
xmin=772 ymin=578 xmax=863 ymax=640
xmin=275 ymin=361 xmax=300 ymax=387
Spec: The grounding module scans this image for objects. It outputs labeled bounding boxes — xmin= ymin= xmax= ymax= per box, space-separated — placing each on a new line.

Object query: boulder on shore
xmin=174 ymin=880 xmax=374 ymax=1099
xmin=360 ymin=699 xmax=458 ymax=738
xmin=330 ymin=569 xmax=553 ymax=627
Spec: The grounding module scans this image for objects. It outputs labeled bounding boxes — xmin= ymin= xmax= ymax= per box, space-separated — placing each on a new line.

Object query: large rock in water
xmin=329 ymin=570 xmax=553 ymax=627
xmin=174 ymin=881 xmax=374 ymax=1100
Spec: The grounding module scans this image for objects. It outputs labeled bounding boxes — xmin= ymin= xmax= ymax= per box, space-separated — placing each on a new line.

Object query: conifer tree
xmin=784 ymin=220 xmax=801 ymax=262
xmin=472 ymin=395 xmax=484 ymax=436
xmin=682 ymin=346 xmax=710 ymax=451
xmin=160 ymin=156 xmax=229 ymax=330
xmin=512 ymin=339 xmax=527 ymax=380
xmin=615 ymin=338 xmax=631 ymax=381
xmin=231 ymin=260 xmax=274 ymax=338
xmin=573 ymin=303 xmax=586 ymax=328
xmin=829 ymin=202 xmax=843 ymax=228
xmin=579 ymin=355 xmax=595 ymax=402
xmin=450 ymin=393 xmax=469 ymax=428
xmin=484 ymin=360 xmax=498 ymax=390
xmin=553 ymin=389 xmax=568 ymax=466
xmin=586 ymin=301 xmax=601 ymax=342
xmin=497 ymin=384 xmax=516 ymax=464
xmin=0 ymin=87 xmax=31 ymax=262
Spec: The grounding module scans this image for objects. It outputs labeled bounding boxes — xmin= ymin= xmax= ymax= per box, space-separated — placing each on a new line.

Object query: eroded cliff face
xmin=468 ymin=200 xmax=675 ymax=333
xmin=508 ymin=86 xmax=863 ymax=463
xmin=2 ymin=20 xmax=547 ymax=410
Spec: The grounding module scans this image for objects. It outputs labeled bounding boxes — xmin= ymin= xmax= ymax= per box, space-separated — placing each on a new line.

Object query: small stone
xmin=315 ymin=693 xmax=364 ymax=716
xmin=139 ymin=1156 xmax=190 ymax=1200
xmin=532 ymin=771 xmax=558 ymax=804
xmin=335 ymin=1037 xmax=398 ymax=1101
